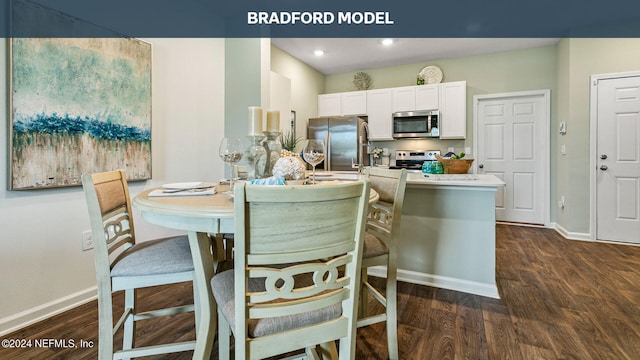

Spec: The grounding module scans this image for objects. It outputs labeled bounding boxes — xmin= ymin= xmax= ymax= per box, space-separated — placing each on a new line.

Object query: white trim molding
xmin=367 ymin=266 xmax=500 ymax=299
xmin=554 ymin=223 xmax=592 ymax=242
xmin=0 ymin=287 xmax=97 ymax=336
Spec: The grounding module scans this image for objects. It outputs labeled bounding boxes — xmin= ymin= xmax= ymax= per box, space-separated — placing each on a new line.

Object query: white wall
xmin=0 ymin=38 xmax=226 ymax=335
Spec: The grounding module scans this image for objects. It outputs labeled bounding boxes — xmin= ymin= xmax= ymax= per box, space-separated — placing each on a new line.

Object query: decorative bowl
xmin=436 ymin=155 xmax=474 ymax=174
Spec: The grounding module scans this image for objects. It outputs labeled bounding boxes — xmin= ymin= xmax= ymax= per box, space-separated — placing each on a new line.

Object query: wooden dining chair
xmin=82 ymin=170 xmax=197 ymax=359
xmin=211 ymin=181 xmax=370 ymax=360
xmin=357 ymin=167 xmax=407 ymax=360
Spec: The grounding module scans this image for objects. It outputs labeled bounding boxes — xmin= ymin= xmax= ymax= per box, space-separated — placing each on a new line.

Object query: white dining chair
xmin=211 ymin=181 xmax=370 ymax=360
xmin=82 ymin=170 xmax=197 ymax=359
xmin=358 ymin=167 xmax=407 ymax=360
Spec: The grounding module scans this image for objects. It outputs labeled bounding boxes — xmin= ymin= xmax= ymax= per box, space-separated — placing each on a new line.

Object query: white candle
xmin=266 ymin=110 xmax=280 ymax=132
xmin=248 ymin=106 xmax=263 ymax=135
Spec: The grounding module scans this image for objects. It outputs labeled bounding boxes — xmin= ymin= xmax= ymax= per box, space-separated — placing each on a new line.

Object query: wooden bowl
xmin=436 ymin=156 xmax=474 ymax=174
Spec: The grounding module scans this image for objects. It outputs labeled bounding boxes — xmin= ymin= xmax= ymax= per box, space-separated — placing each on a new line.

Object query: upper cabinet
xmin=317 ymin=93 xmax=341 ymax=117
xmin=366 ymin=89 xmax=393 ymax=140
xmin=318 ymin=91 xmax=367 ymax=117
xmin=415 ymin=84 xmax=440 ymax=110
xmin=317 ymin=81 xmax=466 ymax=139
xmin=392 ymin=84 xmax=439 ymax=112
xmin=438 ymin=81 xmax=466 ymax=139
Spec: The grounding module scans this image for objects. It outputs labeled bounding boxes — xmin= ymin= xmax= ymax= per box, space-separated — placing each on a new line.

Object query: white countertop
xmin=313 ymin=170 xmax=505 ymax=190
xmin=406 ymin=172 xmax=505 ymax=190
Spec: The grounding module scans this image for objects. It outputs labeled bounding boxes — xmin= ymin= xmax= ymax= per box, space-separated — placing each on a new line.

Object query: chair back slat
xmin=248 ymin=254 xmax=352 ymax=303
xmin=247 ymin=197 xmax=360 ymax=255
xmin=367 ymin=168 xmax=407 ymax=247
xmin=249 ymin=288 xmax=350 ymax=319
xmin=82 ymin=170 xmax=136 ymax=268
xmin=247 ymin=242 xmax=354 ymax=265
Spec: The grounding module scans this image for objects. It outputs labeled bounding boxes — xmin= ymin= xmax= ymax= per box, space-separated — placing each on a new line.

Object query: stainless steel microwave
xmin=392 ymin=110 xmax=440 ymax=138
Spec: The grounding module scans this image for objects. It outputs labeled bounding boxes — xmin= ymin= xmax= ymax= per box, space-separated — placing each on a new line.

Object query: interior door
xmin=596 ymin=76 xmax=640 ymax=244
xmin=476 ymin=91 xmax=549 ymax=225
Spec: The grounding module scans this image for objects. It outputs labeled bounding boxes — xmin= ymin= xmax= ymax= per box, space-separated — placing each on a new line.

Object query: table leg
xmin=188 ymin=231 xmax=217 ymax=359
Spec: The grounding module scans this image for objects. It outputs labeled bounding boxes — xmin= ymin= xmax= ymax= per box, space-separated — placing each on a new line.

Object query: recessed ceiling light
xmin=381 ymin=38 xmax=394 ymax=46
xmin=314 ymin=49 xmax=324 ymax=56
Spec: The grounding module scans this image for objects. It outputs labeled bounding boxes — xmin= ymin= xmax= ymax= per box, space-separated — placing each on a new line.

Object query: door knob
xmin=600 ymin=154 xmax=608 ymax=160
xmin=479 ymin=164 xmax=484 ymax=169
xmin=600 ymin=165 xmax=608 ymax=171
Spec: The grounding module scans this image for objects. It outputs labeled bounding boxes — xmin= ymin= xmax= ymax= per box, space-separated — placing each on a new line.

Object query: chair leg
xmin=385 ymin=268 xmax=399 ymax=360
xmin=359 ymin=268 xmax=369 ymax=318
xmin=122 ymin=288 xmax=136 ymax=359
xmin=192 ymin=275 xmax=200 ymax=333
xmin=97 ymin=288 xmax=114 ymax=360
xmin=305 ymin=346 xmax=321 ymax=360
xmin=317 ymin=341 xmax=338 ymax=360
xmin=218 ymin=309 xmax=231 ymax=360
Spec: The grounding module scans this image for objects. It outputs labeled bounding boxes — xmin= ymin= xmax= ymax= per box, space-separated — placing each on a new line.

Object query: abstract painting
xmin=9 ymin=38 xmax=152 ymax=190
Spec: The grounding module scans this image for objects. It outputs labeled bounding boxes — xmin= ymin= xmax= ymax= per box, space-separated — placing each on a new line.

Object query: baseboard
xmin=0 ymin=286 xmax=97 ymax=336
xmin=554 ymin=223 xmax=592 ymax=241
xmin=367 ymin=266 xmax=500 ymax=299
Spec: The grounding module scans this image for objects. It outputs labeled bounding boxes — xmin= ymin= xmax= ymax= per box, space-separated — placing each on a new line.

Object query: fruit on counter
xmin=443 ymin=151 xmax=466 ymax=159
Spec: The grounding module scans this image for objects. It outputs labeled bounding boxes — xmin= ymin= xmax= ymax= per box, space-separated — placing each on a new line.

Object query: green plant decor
xmin=280 ymin=129 xmax=302 ymax=152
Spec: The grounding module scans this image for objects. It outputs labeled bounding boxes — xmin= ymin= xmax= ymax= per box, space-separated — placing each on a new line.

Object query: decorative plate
xmin=418 ymin=65 xmax=443 ymax=84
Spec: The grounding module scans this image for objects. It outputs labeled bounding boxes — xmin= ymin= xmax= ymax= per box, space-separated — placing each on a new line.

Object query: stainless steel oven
xmin=390 ymin=150 xmax=441 ymax=171
xmin=392 ymin=110 xmax=439 ymax=138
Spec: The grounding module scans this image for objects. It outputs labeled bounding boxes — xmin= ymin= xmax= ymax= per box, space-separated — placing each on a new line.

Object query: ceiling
xmin=271 ymin=38 xmax=560 ymax=75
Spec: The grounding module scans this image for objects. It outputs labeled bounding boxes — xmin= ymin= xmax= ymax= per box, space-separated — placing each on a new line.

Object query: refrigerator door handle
xmin=325 ymin=132 xmax=330 ymax=171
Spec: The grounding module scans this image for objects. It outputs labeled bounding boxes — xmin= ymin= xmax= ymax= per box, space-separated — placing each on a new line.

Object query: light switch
xmin=561 ymin=145 xmax=566 ymax=155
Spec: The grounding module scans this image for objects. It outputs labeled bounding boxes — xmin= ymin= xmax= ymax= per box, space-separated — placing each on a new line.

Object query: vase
xmin=261 ymin=131 xmax=281 ymax=177
xmin=245 ymin=135 xmax=266 ymax=179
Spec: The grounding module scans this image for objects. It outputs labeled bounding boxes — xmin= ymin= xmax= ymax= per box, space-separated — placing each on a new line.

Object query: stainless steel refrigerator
xmin=307 ymin=116 xmax=369 ymax=171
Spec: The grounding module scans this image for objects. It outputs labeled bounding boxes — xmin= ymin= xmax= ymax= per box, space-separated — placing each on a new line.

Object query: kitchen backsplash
xmin=371 ymin=138 xmax=468 ymax=160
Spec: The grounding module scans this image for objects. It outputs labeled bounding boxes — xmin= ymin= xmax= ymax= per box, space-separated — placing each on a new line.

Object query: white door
xmin=594 ymin=75 xmax=640 ymax=244
xmin=475 ymin=91 xmax=549 ymax=225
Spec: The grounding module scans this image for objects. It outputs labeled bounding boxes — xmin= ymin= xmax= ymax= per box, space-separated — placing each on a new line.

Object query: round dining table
xmin=132 ymin=181 xmax=378 ymax=359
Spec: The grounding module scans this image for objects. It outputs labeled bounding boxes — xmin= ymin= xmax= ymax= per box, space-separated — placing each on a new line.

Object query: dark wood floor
xmin=2 ymin=225 xmax=640 ymax=359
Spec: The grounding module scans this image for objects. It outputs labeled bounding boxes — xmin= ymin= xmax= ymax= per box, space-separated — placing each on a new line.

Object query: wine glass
xmin=303 ymin=139 xmax=325 ymax=184
xmin=219 ymin=137 xmax=243 ymax=194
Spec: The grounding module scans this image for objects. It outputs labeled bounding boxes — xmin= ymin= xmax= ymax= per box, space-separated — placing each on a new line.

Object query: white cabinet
xmin=392 ymin=86 xmax=416 ymax=112
xmin=366 ymin=89 xmax=393 ymax=140
xmin=341 ymin=91 xmax=367 ymax=115
xmin=415 ymin=84 xmax=439 ymax=110
xmin=392 ymin=84 xmax=439 ymax=112
xmin=318 ymin=81 xmax=466 ymax=139
xmin=439 ymin=81 xmax=466 ymax=139
xmin=318 ymin=91 xmax=367 ymax=117
xmin=318 ymin=94 xmax=341 ymax=117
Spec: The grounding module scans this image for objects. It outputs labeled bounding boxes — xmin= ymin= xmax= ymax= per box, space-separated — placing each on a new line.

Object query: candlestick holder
xmin=245 ymin=135 xmax=266 ymax=179
xmin=261 ymin=131 xmax=282 ymax=177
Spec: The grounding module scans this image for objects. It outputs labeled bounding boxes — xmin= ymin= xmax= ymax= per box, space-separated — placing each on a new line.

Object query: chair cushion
xmin=363 ymin=232 xmax=389 ymax=259
xmin=111 ymin=235 xmax=194 ymax=277
xmin=211 ymin=269 xmax=342 ymax=338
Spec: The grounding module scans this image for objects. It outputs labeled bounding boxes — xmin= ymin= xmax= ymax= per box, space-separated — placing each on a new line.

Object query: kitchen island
xmin=321 ymin=170 xmax=505 ymax=298
xmin=385 ymin=172 xmax=505 ymax=298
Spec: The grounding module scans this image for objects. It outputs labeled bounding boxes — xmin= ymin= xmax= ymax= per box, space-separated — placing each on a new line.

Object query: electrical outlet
xmin=82 ymin=230 xmax=94 ymax=251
